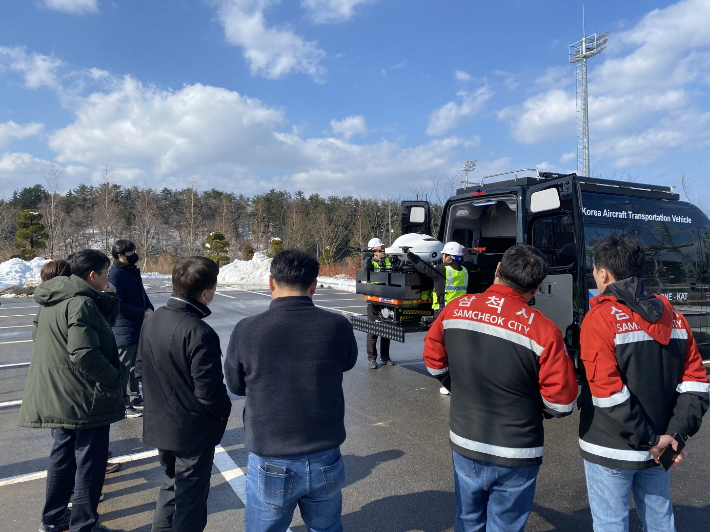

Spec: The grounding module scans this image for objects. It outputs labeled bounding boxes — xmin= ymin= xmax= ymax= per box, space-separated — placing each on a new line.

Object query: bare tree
xmin=42 ymin=164 xmax=63 ymax=258
xmin=680 ymin=171 xmax=708 ymax=215
xmin=93 ymin=166 xmax=119 ymax=253
xmin=182 ymin=176 xmax=202 ymax=255
xmin=132 ymin=187 xmax=160 ymax=269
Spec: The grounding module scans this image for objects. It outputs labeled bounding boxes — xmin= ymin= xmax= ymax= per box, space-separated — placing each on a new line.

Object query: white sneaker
xmin=440 ymin=387 xmax=451 ymax=395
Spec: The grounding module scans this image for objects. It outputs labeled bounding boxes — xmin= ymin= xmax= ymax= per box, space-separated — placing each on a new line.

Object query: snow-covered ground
xmin=0 ymin=254 xmax=356 ymax=293
xmin=217 ymin=253 xmax=356 ymax=292
xmin=0 ymin=257 xmax=50 ymax=291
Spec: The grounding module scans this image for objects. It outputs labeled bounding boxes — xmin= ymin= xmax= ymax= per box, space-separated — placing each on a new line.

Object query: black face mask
xmin=126 ymin=253 xmax=140 ymax=265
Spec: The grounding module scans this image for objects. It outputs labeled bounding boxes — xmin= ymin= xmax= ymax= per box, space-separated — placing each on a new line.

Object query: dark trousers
xmin=152 ymin=448 xmax=215 ymax=532
xmin=366 ymin=303 xmax=390 ymax=362
xmin=43 ymin=425 xmax=110 ymax=532
xmin=119 ymin=344 xmax=141 ymax=405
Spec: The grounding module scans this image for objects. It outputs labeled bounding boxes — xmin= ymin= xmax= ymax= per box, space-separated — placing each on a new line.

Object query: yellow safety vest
xmin=371 ymin=257 xmax=391 ymax=271
xmin=432 ymin=265 xmax=469 ymax=309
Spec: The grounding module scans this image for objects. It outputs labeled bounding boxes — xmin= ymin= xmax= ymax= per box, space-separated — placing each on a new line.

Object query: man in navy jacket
xmin=107 ymin=239 xmax=153 ymax=417
xmin=224 ymin=249 xmax=358 ymax=532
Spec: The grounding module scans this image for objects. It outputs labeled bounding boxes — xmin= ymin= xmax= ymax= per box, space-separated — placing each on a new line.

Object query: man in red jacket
xmin=423 ymin=244 xmax=578 ymax=532
xmin=579 ymin=234 xmax=709 ymax=531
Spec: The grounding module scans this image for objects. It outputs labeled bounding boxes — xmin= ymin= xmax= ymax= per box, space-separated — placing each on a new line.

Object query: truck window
xmin=532 ymin=215 xmax=575 ymax=268
xmin=635 ymin=225 xmax=697 ymax=288
xmin=584 ymin=224 xmax=632 ymax=273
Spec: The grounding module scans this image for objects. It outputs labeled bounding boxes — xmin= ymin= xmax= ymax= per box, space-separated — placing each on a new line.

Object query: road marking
xmin=0 ymin=449 xmax=160 ymax=487
xmin=0 ymin=400 xmax=22 ymax=407
xmin=217 ymin=290 xmax=358 ymax=316
xmin=213 ymin=445 xmax=293 ymax=531
xmin=0 ymin=314 xmax=36 ymax=318
xmin=0 ymin=362 xmax=30 ymax=369
xmin=0 ymin=340 xmax=32 ymax=345
xmin=0 ymin=325 xmax=33 ymax=329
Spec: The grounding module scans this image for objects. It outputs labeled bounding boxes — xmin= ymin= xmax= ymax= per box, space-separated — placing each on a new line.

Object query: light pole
xmin=461 ymin=159 xmax=477 ymax=189
xmin=569 ymin=11 xmax=608 ymax=177
xmin=315 ymin=238 xmax=320 ymax=260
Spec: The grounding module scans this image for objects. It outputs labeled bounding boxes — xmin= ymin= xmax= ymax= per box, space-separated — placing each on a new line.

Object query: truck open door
xmin=524 ymin=176 xmax=584 ymax=351
xmin=401 ymin=201 xmax=431 ymax=236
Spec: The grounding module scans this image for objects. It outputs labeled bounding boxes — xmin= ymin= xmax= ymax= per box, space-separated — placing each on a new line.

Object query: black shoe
xmin=381 ymin=358 xmax=394 ymax=366
xmin=124 ymin=406 xmax=142 ymax=418
xmin=39 ymin=509 xmax=70 ymax=532
xmin=130 ymin=397 xmax=144 ymax=411
xmin=92 ymin=524 xmax=124 ymax=532
xmin=368 ymin=360 xmax=378 ymax=369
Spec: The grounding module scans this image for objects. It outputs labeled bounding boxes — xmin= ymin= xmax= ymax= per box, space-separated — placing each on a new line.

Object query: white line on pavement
xmin=0 ymin=362 xmax=30 ymax=369
xmin=0 ymin=339 xmax=32 ymax=345
xmin=0 ymin=325 xmax=33 ymax=329
xmin=0 ymin=449 xmax=160 ymax=487
xmin=0 ymin=400 xmax=22 ymax=408
xmin=216 ymin=290 xmax=357 ymax=316
xmin=0 ymin=314 xmax=36 ymax=318
xmin=213 ymin=445 xmax=293 ymax=532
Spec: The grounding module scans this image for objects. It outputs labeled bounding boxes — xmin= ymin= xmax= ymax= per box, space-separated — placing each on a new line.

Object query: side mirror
xmin=530 ymin=188 xmax=561 ymax=213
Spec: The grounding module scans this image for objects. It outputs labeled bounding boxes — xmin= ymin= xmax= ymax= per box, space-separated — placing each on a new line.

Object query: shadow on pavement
xmin=343 ymin=449 xmax=405 ymax=489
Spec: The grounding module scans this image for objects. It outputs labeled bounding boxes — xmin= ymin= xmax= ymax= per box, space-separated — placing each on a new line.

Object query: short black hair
xmin=499 ymin=244 xmax=549 ymax=292
xmin=270 ymin=249 xmax=319 ymax=291
xmin=111 ymin=239 xmax=136 ymax=259
xmin=172 ymin=256 xmax=219 ymax=299
xmin=70 ymin=249 xmax=111 ymax=281
xmin=592 ymin=233 xmax=644 ymax=281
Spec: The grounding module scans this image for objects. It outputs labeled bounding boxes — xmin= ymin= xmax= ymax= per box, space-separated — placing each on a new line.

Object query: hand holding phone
xmin=656 ymin=434 xmax=686 ymax=471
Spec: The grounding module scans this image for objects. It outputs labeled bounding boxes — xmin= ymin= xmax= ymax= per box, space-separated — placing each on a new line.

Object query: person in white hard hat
xmin=361 ymin=238 xmax=394 ymax=369
xmin=402 ymin=241 xmax=471 ymax=395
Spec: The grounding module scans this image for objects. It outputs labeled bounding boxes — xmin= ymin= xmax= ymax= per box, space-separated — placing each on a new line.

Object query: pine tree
xmin=267 ymin=237 xmax=283 ymax=258
xmin=201 ymin=231 xmax=231 ymax=266
xmin=14 ymin=209 xmax=48 ymax=260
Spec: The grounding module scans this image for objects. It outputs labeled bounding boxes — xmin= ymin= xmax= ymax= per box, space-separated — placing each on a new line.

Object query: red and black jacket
xmin=423 ymin=284 xmax=578 ymax=467
xmin=578 ymin=277 xmax=710 ymax=470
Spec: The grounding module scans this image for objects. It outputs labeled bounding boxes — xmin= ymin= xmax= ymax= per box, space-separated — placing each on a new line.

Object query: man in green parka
xmin=18 ymin=249 xmax=126 ymax=532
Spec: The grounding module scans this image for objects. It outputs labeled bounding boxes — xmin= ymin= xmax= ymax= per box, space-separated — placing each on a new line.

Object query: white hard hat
xmin=368 ymin=238 xmax=385 ymax=248
xmin=442 ymin=241 xmax=463 ymax=256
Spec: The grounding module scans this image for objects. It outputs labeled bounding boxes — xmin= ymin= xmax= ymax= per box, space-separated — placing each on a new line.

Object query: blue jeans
xmin=452 ymin=451 xmax=540 ymax=532
xmin=245 ymin=447 xmax=345 ymax=532
xmin=584 ymin=460 xmax=675 ymax=532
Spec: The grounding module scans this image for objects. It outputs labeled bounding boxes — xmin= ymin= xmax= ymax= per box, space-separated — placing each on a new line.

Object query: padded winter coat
xmin=17 ymin=275 xmax=126 ymax=429
xmin=107 ymin=261 xmax=153 ymax=347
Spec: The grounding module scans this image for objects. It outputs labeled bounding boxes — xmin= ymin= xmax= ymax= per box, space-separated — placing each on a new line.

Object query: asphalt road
xmin=0 ymin=279 xmax=708 ymax=532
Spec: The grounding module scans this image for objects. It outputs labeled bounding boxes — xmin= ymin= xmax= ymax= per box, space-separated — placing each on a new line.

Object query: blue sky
xmin=0 ymin=0 xmax=708 ymax=202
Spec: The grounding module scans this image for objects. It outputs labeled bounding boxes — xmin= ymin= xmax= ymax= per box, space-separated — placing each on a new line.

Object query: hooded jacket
xmin=578 ymin=277 xmax=710 ymax=469
xmin=17 ymin=275 xmax=126 ymax=429
xmin=107 ymin=260 xmax=153 ymax=347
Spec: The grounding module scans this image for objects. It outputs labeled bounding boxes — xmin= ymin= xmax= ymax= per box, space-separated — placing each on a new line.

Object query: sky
xmin=0 ymin=0 xmax=709 ymax=200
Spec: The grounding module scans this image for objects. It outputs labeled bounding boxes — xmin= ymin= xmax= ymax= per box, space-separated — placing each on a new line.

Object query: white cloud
xmin=381 ymin=59 xmax=406 ymax=75
xmin=41 ymin=73 xmax=466 ymax=195
xmin=42 ymin=0 xmax=99 ymax=15
xmin=301 ymin=0 xmax=374 ymax=24
xmin=209 ymin=0 xmax=326 ymax=81
xmin=0 ymin=46 xmax=63 ymax=89
xmin=560 ymin=152 xmax=576 ymax=163
xmin=330 ymin=115 xmax=367 ymax=139
xmin=500 ymin=0 xmax=710 ymax=167
xmin=0 ymin=121 xmax=44 ymax=149
xmin=0 ymin=152 xmax=53 ymax=188
xmin=455 ymin=70 xmax=471 ymax=82
xmin=494 ymin=70 xmax=519 ymax=90
xmin=498 ymin=89 xmax=575 ymax=144
xmin=426 ymin=85 xmax=493 ymax=136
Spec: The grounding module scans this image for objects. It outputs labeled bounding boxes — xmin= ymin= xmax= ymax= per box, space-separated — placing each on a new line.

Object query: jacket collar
xmin=112 ymin=259 xmax=139 ymax=272
xmin=484 ymin=283 xmax=528 ymax=305
xmin=600 ymin=277 xmax=664 ymax=324
xmin=166 ymin=295 xmax=211 ymax=318
xmin=269 ymin=295 xmax=315 ymax=310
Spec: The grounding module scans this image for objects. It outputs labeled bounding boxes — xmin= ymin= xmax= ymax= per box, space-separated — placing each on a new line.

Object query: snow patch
xmin=141 ymin=272 xmax=172 ymax=279
xmin=317 ymin=275 xmax=356 ymax=293
xmin=218 ymin=253 xmax=272 ymax=285
xmin=0 ymin=257 xmax=50 ymax=290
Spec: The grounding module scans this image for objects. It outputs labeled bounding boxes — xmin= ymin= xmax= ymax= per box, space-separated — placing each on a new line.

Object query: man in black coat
xmin=136 ymin=256 xmax=232 ymax=532
xmin=224 ymin=249 xmax=358 ymax=532
xmin=107 ymin=239 xmax=153 ymax=417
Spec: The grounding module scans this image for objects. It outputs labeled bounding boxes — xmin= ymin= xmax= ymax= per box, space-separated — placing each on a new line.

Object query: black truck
xmin=350 ymin=170 xmax=710 ymax=363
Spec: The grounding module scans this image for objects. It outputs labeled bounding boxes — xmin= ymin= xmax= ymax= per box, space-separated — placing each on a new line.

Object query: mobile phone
xmin=264 ymin=463 xmax=286 ymax=475
xmin=658 ymin=433 xmax=686 ymax=471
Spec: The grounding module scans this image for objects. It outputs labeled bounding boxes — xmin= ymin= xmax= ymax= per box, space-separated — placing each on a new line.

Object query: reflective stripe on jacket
xmin=432 ymin=265 xmax=469 ymax=309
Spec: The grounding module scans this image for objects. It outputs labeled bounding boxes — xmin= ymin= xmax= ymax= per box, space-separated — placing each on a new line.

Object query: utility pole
xmin=569 ymin=7 xmax=608 ymax=177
